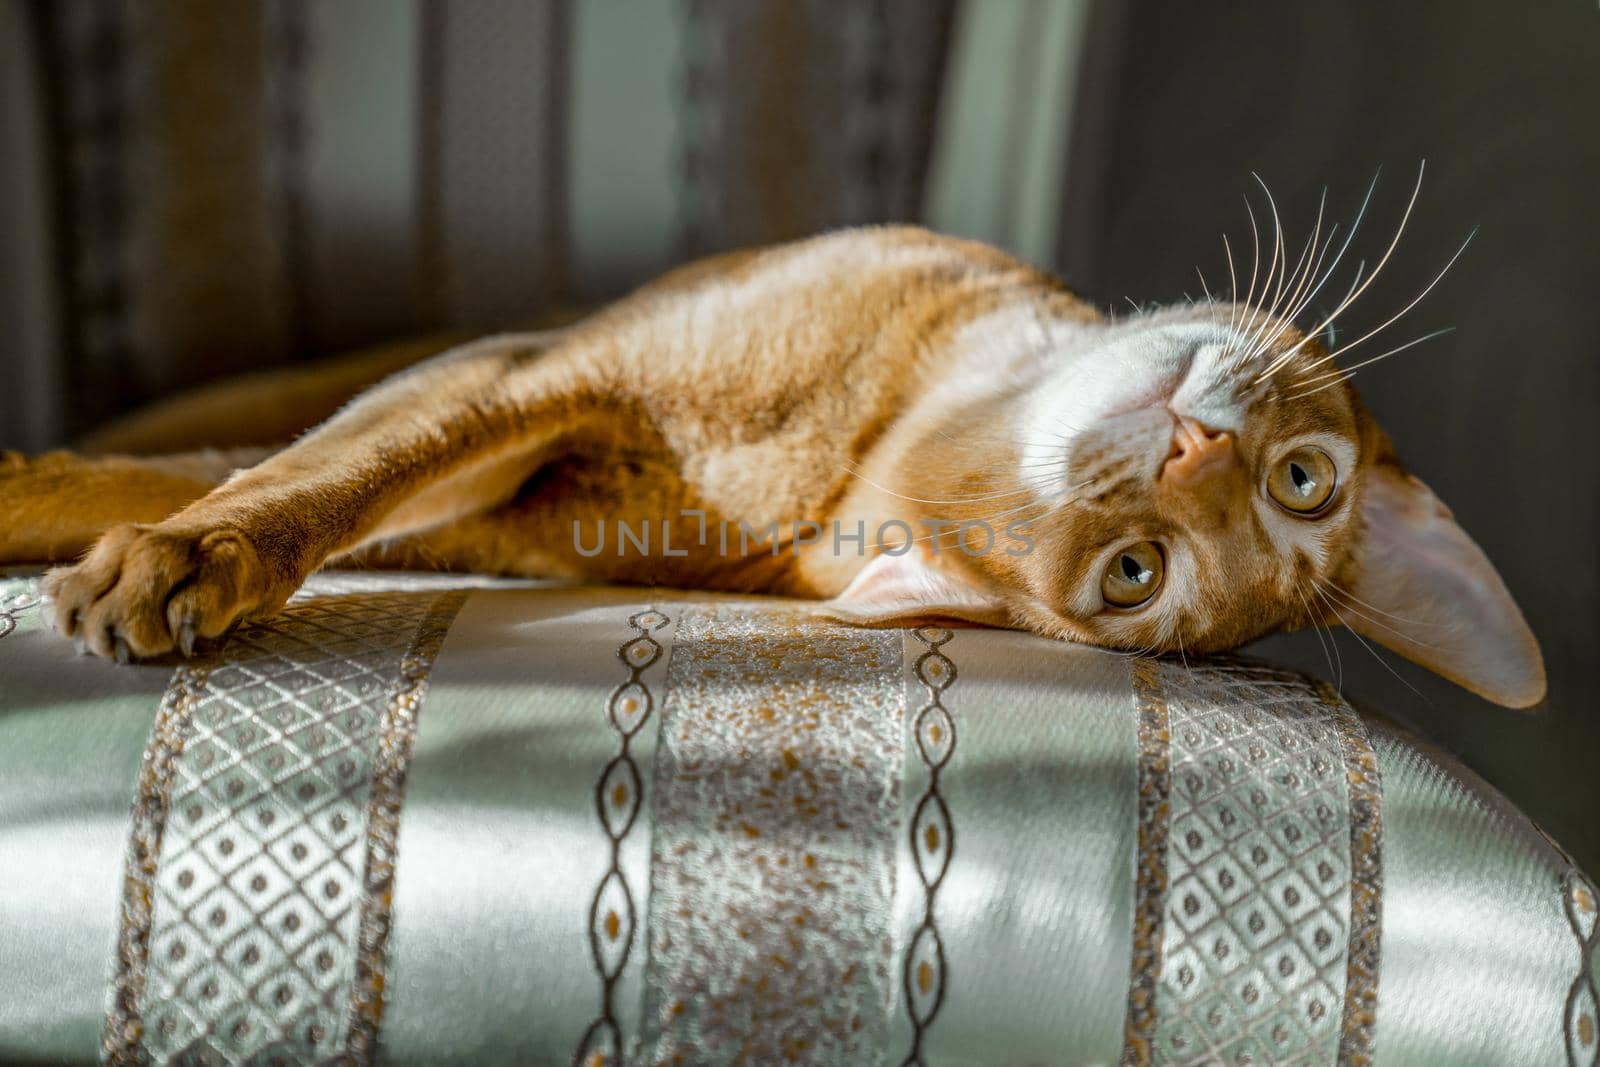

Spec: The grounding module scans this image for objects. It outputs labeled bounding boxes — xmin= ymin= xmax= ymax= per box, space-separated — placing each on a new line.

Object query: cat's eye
xmin=1101 ymin=541 xmax=1165 ymax=608
xmin=1267 ymin=446 xmax=1338 ymax=514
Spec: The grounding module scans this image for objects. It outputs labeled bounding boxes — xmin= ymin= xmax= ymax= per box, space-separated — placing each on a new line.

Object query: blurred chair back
xmin=1 ymin=0 xmax=965 ymax=444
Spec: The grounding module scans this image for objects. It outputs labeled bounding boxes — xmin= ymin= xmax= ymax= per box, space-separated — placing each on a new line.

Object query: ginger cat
xmin=0 ymin=225 xmax=1544 ymax=707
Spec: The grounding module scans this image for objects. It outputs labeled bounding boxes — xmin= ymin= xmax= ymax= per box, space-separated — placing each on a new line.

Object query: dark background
xmin=1061 ymin=1 xmax=1600 ymax=877
xmin=1 ymin=0 xmax=1596 ymax=871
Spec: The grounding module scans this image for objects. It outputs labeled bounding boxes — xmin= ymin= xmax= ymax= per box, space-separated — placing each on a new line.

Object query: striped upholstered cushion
xmin=0 ymin=572 xmax=1593 ymax=1066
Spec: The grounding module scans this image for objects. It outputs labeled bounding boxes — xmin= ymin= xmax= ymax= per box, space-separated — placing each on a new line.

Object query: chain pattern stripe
xmin=1565 ymin=871 xmax=1600 ymax=1067
xmin=900 ymin=627 xmax=958 ymax=1067
xmin=572 ymin=608 xmax=671 ymax=1067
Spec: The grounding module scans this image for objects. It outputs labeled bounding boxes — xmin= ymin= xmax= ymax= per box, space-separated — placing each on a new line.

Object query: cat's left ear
xmin=1342 ymin=462 xmax=1545 ymax=709
xmin=817 ymin=548 xmax=1014 ymax=629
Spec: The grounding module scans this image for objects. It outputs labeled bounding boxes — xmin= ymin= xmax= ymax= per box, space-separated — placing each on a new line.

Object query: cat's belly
xmin=475 ymin=450 xmax=853 ymax=597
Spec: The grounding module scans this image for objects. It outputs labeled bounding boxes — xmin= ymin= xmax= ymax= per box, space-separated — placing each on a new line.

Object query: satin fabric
xmin=0 ymin=573 xmax=1593 ymax=1066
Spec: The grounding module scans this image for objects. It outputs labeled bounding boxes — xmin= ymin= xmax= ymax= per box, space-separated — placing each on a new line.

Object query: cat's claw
xmin=45 ymin=522 xmax=284 ymax=662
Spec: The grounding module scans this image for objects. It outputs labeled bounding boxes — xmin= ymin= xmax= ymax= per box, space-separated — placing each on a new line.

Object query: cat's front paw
xmin=44 ymin=523 xmax=285 ymax=661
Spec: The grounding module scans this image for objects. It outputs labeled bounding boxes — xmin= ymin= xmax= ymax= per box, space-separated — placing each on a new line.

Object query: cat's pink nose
xmin=1162 ymin=416 xmax=1235 ymax=486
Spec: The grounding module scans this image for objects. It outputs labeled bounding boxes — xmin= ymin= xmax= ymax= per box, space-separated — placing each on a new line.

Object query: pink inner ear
xmin=817 ymin=550 xmax=1014 ymax=629
xmin=1342 ymin=465 xmax=1545 ymax=709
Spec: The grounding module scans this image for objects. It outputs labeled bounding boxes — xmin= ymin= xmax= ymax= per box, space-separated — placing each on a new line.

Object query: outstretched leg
xmin=45 ymin=330 xmax=601 ymax=659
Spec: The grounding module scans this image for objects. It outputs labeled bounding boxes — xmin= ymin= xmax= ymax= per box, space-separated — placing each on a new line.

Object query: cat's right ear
xmin=1341 ymin=461 xmax=1546 ymax=709
xmin=816 ymin=548 xmax=1015 ymax=629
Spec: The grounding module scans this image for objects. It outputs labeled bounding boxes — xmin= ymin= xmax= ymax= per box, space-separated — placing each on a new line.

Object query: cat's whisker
xmin=905 ymin=491 xmax=1071 ymax=548
xmin=1313 ymin=583 xmax=1412 ymax=646
xmin=1252 ymin=175 xmax=1383 ymax=381
xmin=1278 ymin=177 xmax=1376 ymax=328
xmin=1009 ymin=457 xmax=1072 ymax=472
xmin=1011 ymin=441 xmax=1075 ymax=460
xmin=1233 ymin=174 xmax=1304 ymax=371
xmin=1175 ymin=629 xmax=1196 ymax=686
xmin=1233 ymin=191 xmax=1286 ymax=373
xmin=929 ymin=443 xmax=1069 ymax=472
xmin=1254 ymin=260 xmax=1362 ymax=389
xmin=1296 ymin=580 xmax=1341 ymax=689
xmin=1011 ymin=463 xmax=1079 ymax=480
xmin=1253 ymin=238 xmax=1321 ymax=365
xmin=952 ymin=455 xmax=1078 ymax=491
xmin=1223 ymin=233 xmax=1241 ymax=337
xmin=1014 ymin=453 xmax=1078 ymax=478
xmin=839 ymin=475 xmax=1033 ymax=505
xmin=1250 ymin=193 xmax=1341 ymax=366
xmin=1315 ymin=169 xmax=1382 ymax=290
xmin=1230 ymin=197 xmax=1267 ymax=370
xmin=1043 ymin=420 xmax=1092 ymax=442
xmin=1258 ymin=161 xmax=1426 ymax=382
xmin=1278 ymin=224 xmax=1342 ymax=333
xmin=940 ymin=480 xmax=1088 ymax=523
xmin=1309 ymin=585 xmax=1431 ymax=704
xmin=1287 ymin=327 xmax=1455 ymax=398
xmin=1295 ymin=230 xmax=1474 ymax=382
xmin=1309 ymin=586 xmax=1348 ymax=689
xmin=1319 ymin=578 xmax=1442 ymax=629
xmin=1310 ymin=259 xmax=1368 ymax=351
xmin=1314 ymin=581 xmax=1450 ymax=648
xmin=1253 ymin=174 xmax=1294 ymax=337
xmin=987 ymin=484 xmax=1089 ymax=517
xmin=838 ymin=463 xmax=1036 ymax=505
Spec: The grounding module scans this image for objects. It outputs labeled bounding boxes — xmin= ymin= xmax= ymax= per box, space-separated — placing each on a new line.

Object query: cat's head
xmin=830 ymin=301 xmax=1545 ymax=709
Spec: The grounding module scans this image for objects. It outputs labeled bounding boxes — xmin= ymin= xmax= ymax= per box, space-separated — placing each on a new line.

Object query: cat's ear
xmin=817 ymin=548 xmax=1014 ymax=629
xmin=1342 ymin=462 xmax=1545 ymax=709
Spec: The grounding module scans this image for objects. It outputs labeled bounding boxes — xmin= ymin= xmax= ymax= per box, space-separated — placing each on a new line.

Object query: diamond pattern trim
xmin=1565 ymin=870 xmax=1600 ymax=1067
xmin=1141 ymin=659 xmax=1379 ymax=1066
xmin=103 ymin=589 xmax=465 ymax=1066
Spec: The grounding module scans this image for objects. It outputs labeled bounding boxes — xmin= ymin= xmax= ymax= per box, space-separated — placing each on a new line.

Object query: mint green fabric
xmin=0 ymin=577 xmax=173 ymax=1062
xmin=0 ymin=574 xmax=1594 ymax=1066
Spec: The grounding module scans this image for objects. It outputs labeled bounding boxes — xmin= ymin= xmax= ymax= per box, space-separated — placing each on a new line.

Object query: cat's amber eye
xmin=1267 ymin=446 xmax=1338 ymax=514
xmin=1101 ymin=541 xmax=1165 ymax=608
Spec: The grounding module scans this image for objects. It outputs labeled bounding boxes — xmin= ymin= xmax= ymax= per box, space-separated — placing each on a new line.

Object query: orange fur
xmin=0 ymin=227 xmax=1544 ymax=706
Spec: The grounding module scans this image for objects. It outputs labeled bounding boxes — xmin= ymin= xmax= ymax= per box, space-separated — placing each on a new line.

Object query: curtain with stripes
xmin=3 ymin=0 xmax=1595 ymax=944
xmin=0 ymin=0 xmax=1109 ymax=450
